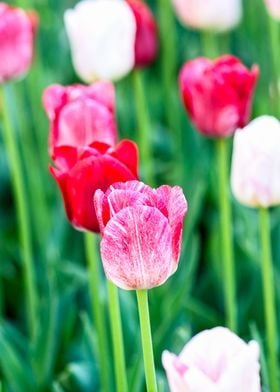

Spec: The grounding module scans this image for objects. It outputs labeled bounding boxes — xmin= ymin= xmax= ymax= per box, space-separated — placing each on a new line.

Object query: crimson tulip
xmin=126 ymin=0 xmax=158 ymax=67
xmin=94 ymin=180 xmax=187 ymax=289
xmin=0 ymin=3 xmax=37 ymax=83
xmin=43 ymin=81 xmax=117 ymax=157
xmin=179 ymin=55 xmax=259 ymax=137
xmin=50 ymin=141 xmax=139 ymax=232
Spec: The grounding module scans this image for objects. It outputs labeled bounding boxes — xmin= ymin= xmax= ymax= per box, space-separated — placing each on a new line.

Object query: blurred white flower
xmin=264 ymin=0 xmax=280 ymax=19
xmin=231 ymin=115 xmax=280 ymax=208
xmin=172 ymin=0 xmax=242 ymax=32
xmin=64 ymin=0 xmax=136 ymax=82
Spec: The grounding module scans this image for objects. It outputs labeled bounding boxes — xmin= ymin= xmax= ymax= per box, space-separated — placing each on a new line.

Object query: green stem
xmin=136 ymin=290 xmax=157 ymax=392
xmin=216 ymin=138 xmax=237 ymax=332
xmin=132 ymin=70 xmax=154 ymax=186
xmin=201 ymin=31 xmax=219 ymax=58
xmin=0 ymin=84 xmax=37 ymax=340
xmin=268 ymin=16 xmax=280 ymax=114
xmin=259 ymin=208 xmax=279 ymax=392
xmin=84 ymin=233 xmax=110 ymax=392
xmin=158 ymin=0 xmax=183 ymax=185
xmin=107 ymin=281 xmax=128 ymax=392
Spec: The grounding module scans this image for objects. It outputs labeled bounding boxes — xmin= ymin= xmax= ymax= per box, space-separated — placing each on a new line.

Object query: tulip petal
xmin=100 ymin=205 xmax=173 ymax=289
xmin=109 ymin=140 xmax=139 ymax=178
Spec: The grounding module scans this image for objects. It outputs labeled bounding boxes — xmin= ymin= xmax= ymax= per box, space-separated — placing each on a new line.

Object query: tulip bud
xmin=0 ymin=3 xmax=37 ymax=83
xmin=94 ymin=181 xmax=187 ymax=289
xmin=179 ymin=55 xmax=259 ymax=138
xmin=162 ymin=327 xmax=261 ymax=392
xmin=126 ymin=0 xmax=158 ymax=67
xmin=172 ymin=0 xmax=242 ymax=32
xmin=43 ymin=81 xmax=117 ymax=157
xmin=231 ymin=116 xmax=280 ymax=208
xmin=50 ymin=141 xmax=139 ymax=232
xmin=264 ymin=0 xmax=280 ymax=19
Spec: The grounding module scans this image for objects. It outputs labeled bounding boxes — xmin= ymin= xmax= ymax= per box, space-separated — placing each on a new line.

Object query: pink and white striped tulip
xmin=94 ymin=181 xmax=187 ymax=290
xmin=64 ymin=0 xmax=136 ymax=82
xmin=43 ymin=81 xmax=117 ymax=157
xmin=172 ymin=0 xmax=242 ymax=32
xmin=231 ymin=116 xmax=280 ymax=208
xmin=162 ymin=327 xmax=261 ymax=392
xmin=0 ymin=3 xmax=37 ymax=83
xmin=264 ymin=0 xmax=280 ymax=19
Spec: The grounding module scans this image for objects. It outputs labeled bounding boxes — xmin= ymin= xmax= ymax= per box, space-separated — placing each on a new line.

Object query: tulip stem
xmin=216 ymin=138 xmax=237 ymax=332
xmin=132 ymin=70 xmax=154 ymax=186
xmin=259 ymin=208 xmax=279 ymax=392
xmin=107 ymin=280 xmax=128 ymax=392
xmin=268 ymin=16 xmax=280 ymax=114
xmin=84 ymin=233 xmax=110 ymax=392
xmin=0 ymin=84 xmax=37 ymax=340
xmin=136 ymin=290 xmax=158 ymax=392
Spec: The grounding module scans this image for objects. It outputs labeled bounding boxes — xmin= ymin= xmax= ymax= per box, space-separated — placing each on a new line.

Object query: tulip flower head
xmin=64 ymin=0 xmax=157 ymax=82
xmin=50 ymin=141 xmax=139 ymax=232
xmin=231 ymin=115 xmax=280 ymax=208
xmin=179 ymin=55 xmax=259 ymax=138
xmin=43 ymin=81 xmax=117 ymax=157
xmin=0 ymin=3 xmax=37 ymax=83
xmin=94 ymin=181 xmax=187 ymax=289
xmin=172 ymin=0 xmax=242 ymax=32
xmin=264 ymin=0 xmax=280 ymax=19
xmin=162 ymin=327 xmax=261 ymax=392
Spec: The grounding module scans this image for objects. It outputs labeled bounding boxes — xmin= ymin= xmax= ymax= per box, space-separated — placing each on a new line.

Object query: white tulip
xmin=231 ymin=115 xmax=280 ymax=208
xmin=172 ymin=0 xmax=242 ymax=32
xmin=64 ymin=0 xmax=136 ymax=82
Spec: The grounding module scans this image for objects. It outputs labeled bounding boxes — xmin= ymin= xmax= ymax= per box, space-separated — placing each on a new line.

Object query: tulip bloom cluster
xmin=64 ymin=0 xmax=157 ymax=82
xmin=44 ymin=82 xmax=139 ymax=232
xmin=0 ymin=2 xmax=37 ymax=83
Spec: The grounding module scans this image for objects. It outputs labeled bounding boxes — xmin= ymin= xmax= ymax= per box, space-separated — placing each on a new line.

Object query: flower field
xmin=0 ymin=0 xmax=280 ymax=391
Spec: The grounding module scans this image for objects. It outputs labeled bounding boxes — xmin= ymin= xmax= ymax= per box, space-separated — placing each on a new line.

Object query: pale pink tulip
xmin=43 ymin=81 xmax=117 ymax=157
xmin=172 ymin=0 xmax=242 ymax=32
xmin=162 ymin=327 xmax=261 ymax=392
xmin=94 ymin=181 xmax=187 ymax=289
xmin=231 ymin=116 xmax=280 ymax=208
xmin=264 ymin=0 xmax=280 ymax=19
xmin=0 ymin=3 xmax=37 ymax=83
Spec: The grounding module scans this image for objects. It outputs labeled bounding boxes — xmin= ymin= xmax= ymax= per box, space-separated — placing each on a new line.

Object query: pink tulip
xmin=43 ymin=81 xmax=117 ymax=158
xmin=179 ymin=55 xmax=259 ymax=137
xmin=94 ymin=181 xmax=187 ymax=289
xmin=0 ymin=3 xmax=37 ymax=83
xmin=162 ymin=327 xmax=261 ymax=392
xmin=264 ymin=0 xmax=280 ymax=19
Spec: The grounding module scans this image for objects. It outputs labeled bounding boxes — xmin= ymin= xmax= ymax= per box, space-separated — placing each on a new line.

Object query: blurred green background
xmin=0 ymin=0 xmax=280 ymax=390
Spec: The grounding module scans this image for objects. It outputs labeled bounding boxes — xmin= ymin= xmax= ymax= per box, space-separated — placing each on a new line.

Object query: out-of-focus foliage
xmin=0 ymin=0 xmax=279 ymax=391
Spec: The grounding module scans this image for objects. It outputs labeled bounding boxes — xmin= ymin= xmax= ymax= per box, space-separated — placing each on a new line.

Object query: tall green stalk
xmin=107 ymin=281 xmax=128 ymax=392
xmin=268 ymin=16 xmax=280 ymax=113
xmin=216 ymin=138 xmax=237 ymax=332
xmin=136 ymin=290 xmax=157 ymax=392
xmin=259 ymin=208 xmax=279 ymax=392
xmin=0 ymin=84 xmax=38 ymax=340
xmin=84 ymin=233 xmax=110 ymax=392
xmin=132 ymin=70 xmax=154 ymax=186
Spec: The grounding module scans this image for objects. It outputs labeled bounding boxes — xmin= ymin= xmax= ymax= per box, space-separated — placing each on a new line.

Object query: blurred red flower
xmin=43 ymin=81 xmax=117 ymax=157
xmin=50 ymin=141 xmax=139 ymax=233
xmin=94 ymin=181 xmax=187 ymax=289
xmin=126 ymin=0 xmax=158 ymax=67
xmin=0 ymin=3 xmax=37 ymax=83
xmin=179 ymin=55 xmax=259 ymax=138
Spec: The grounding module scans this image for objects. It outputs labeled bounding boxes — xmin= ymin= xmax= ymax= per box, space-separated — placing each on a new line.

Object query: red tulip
xmin=126 ymin=0 xmax=158 ymax=67
xmin=0 ymin=3 xmax=37 ymax=83
xmin=179 ymin=55 xmax=259 ymax=137
xmin=94 ymin=181 xmax=187 ymax=289
xmin=43 ymin=81 xmax=117 ymax=157
xmin=50 ymin=140 xmax=139 ymax=232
